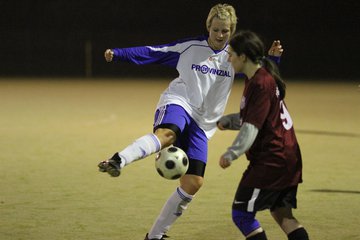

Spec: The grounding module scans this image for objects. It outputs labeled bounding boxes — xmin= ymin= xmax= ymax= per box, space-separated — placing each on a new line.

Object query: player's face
xmin=228 ymin=47 xmax=245 ymax=73
xmin=208 ymin=17 xmax=231 ymax=50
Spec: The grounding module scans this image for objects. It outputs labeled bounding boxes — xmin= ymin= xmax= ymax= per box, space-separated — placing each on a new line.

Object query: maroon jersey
xmin=239 ymin=68 xmax=302 ymax=189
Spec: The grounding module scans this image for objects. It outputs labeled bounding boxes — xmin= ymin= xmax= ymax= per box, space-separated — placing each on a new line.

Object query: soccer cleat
xmin=144 ymin=233 xmax=169 ymax=240
xmin=98 ymin=153 xmax=122 ymax=177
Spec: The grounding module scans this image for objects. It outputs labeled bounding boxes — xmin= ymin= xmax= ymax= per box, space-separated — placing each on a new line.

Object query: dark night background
xmin=0 ymin=0 xmax=359 ymax=79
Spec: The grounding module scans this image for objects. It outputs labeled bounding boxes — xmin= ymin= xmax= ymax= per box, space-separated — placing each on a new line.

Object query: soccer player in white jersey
xmin=98 ymin=4 xmax=282 ymax=239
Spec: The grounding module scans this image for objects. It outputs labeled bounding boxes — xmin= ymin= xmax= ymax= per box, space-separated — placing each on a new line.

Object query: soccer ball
xmin=155 ymin=146 xmax=189 ymax=180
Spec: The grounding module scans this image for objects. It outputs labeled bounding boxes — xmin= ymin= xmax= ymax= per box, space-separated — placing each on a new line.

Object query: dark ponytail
xmin=229 ymin=31 xmax=286 ymax=99
xmin=262 ymin=58 xmax=286 ymax=99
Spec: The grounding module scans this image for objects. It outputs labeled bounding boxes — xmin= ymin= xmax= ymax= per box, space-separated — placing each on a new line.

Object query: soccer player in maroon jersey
xmin=217 ymin=31 xmax=309 ymax=240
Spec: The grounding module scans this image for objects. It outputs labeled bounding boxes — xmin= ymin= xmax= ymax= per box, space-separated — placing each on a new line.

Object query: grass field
xmin=1 ymin=78 xmax=360 ymax=240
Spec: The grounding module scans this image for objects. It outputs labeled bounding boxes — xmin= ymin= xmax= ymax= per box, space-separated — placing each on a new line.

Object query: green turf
xmin=1 ymin=78 xmax=359 ymax=239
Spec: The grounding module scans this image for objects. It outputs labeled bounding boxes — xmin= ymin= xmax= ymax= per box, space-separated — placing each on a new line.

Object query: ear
xmin=240 ymin=54 xmax=247 ymax=62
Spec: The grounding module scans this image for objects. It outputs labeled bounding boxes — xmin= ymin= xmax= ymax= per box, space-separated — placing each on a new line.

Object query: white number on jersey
xmin=280 ymin=101 xmax=293 ymax=130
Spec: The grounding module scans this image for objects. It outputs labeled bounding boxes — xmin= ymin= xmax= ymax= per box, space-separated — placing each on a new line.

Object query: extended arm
xmin=219 ymin=122 xmax=259 ymax=169
xmin=104 ymin=45 xmax=180 ymax=66
xmin=103 ymin=37 xmax=207 ymax=67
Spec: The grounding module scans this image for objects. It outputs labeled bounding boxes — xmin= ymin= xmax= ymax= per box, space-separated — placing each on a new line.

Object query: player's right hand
xmin=104 ymin=49 xmax=114 ymax=62
xmin=219 ymin=155 xmax=232 ymax=169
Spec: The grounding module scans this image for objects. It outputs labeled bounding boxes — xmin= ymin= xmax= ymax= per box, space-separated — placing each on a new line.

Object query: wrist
xmin=223 ymin=151 xmax=238 ymax=161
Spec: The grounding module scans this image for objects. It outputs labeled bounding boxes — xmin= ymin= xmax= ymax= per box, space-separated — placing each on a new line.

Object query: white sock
xmin=148 ymin=187 xmax=193 ymax=239
xmin=117 ymin=133 xmax=161 ymax=167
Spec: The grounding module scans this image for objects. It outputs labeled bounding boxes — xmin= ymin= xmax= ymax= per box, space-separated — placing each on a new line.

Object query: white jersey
xmin=112 ymin=35 xmax=235 ymax=138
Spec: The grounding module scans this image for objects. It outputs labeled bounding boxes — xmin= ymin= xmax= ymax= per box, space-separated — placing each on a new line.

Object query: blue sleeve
xmin=112 ymin=44 xmax=180 ymax=68
xmin=235 ymin=73 xmax=246 ymax=78
xmin=268 ymin=55 xmax=281 ymax=65
xmin=111 ymin=36 xmax=207 ymax=68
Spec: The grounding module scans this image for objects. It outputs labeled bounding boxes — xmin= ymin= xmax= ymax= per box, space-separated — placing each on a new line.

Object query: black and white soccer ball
xmin=155 ymin=146 xmax=189 ymax=180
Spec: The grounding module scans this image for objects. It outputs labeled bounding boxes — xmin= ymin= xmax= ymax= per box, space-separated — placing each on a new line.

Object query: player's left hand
xmin=268 ymin=40 xmax=283 ymax=57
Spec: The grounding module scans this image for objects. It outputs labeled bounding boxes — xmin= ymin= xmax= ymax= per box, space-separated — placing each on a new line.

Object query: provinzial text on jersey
xmin=191 ymin=64 xmax=231 ymax=77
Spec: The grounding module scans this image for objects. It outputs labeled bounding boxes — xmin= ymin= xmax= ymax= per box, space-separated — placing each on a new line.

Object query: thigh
xmin=232 ymin=186 xmax=281 ymax=212
xmin=154 ymin=104 xmax=208 ymax=163
xmin=153 ymin=104 xmax=188 ymax=146
xmin=154 ymin=104 xmax=188 ymax=134
xmin=270 ymin=186 xmax=298 ymax=211
xmin=184 ymin=120 xmax=208 ymax=163
xmin=179 ymin=114 xmax=208 ymax=176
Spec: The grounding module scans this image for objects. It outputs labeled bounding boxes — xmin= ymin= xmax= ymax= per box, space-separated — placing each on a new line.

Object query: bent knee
xmin=180 ymin=175 xmax=204 ymax=195
xmin=271 ymin=207 xmax=295 ymax=222
xmin=154 ymin=128 xmax=176 ymax=147
xmin=232 ymin=209 xmax=261 ymax=236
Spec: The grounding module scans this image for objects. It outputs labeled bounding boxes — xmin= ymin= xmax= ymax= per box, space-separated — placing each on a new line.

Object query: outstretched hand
xmin=104 ymin=49 xmax=114 ymax=62
xmin=268 ymin=40 xmax=283 ymax=57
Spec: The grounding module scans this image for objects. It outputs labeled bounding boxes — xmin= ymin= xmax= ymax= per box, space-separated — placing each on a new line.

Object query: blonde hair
xmin=206 ymin=4 xmax=237 ymax=35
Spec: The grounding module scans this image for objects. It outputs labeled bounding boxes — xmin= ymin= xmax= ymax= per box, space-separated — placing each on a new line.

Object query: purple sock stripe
xmin=150 ymin=134 xmax=161 ymax=152
xmin=177 ymin=187 xmax=192 ymax=202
